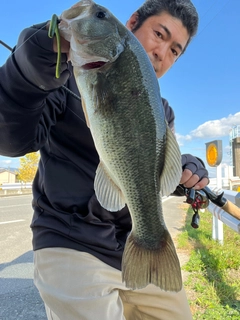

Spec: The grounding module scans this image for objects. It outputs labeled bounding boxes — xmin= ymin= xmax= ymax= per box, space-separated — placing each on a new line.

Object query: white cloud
xmin=0 ymin=159 xmax=12 ymax=167
xmin=0 ymin=157 xmax=19 ymax=168
xmin=175 ymin=133 xmax=191 ymax=146
xmin=2 ymin=159 xmax=12 ymax=164
xmin=178 ymin=112 xmax=240 ymax=143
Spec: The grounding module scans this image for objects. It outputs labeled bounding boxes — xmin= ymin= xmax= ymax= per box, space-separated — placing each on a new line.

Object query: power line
xmin=200 ymin=0 xmax=219 ymax=20
xmin=196 ymin=0 xmax=233 ymax=38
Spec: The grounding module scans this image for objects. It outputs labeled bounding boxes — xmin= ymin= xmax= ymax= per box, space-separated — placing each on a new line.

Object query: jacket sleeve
xmin=162 ymin=97 xmax=175 ymax=133
xmin=0 ymin=22 xmax=71 ymax=157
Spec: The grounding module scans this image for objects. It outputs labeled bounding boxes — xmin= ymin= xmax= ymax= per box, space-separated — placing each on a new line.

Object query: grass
xmin=177 ymin=205 xmax=240 ymax=319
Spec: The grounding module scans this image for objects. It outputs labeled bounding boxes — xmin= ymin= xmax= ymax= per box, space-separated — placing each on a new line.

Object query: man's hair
xmin=132 ymin=0 xmax=199 ymax=53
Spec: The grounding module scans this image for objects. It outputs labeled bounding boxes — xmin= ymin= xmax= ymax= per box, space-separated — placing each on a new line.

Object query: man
xmin=0 ymin=0 xmax=208 ymax=319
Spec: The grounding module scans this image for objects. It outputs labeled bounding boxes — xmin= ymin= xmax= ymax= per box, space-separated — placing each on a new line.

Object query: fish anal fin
xmin=94 ymin=161 xmax=126 ymax=212
xmin=122 ymin=230 xmax=182 ymax=292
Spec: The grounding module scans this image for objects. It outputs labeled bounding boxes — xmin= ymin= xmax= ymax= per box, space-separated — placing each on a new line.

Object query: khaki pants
xmin=34 ymin=248 xmax=192 ymax=320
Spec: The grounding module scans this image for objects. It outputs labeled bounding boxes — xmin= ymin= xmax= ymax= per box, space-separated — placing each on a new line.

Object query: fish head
xmin=59 ymin=0 xmax=127 ymax=70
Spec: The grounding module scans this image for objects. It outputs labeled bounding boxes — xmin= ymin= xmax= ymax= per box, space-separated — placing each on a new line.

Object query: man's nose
xmin=153 ymin=43 xmax=168 ymax=62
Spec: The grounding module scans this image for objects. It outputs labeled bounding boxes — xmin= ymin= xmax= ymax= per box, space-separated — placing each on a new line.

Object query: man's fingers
xmin=194 ymin=177 xmax=209 ymax=190
xmin=180 ymin=169 xmax=193 ymax=185
xmin=180 ymin=169 xmax=209 ymax=189
xmin=53 ymin=35 xmax=70 ymax=53
xmin=46 ymin=22 xmax=70 ymax=53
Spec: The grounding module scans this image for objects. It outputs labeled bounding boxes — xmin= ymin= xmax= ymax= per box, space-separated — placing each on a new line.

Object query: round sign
xmin=206 ymin=143 xmax=218 ymax=166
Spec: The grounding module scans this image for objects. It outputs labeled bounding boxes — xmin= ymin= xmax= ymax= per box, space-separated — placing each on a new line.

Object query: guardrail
xmin=1 ymin=183 xmax=32 ymax=189
xmin=207 ymin=189 xmax=240 ymax=244
xmin=0 ymin=182 xmax=32 ymax=196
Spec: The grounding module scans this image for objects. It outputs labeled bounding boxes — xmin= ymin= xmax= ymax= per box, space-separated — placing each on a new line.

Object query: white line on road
xmin=0 ymin=219 xmax=25 ymax=225
xmin=0 ymin=204 xmax=31 ymax=209
xmin=162 ymin=196 xmax=174 ymax=202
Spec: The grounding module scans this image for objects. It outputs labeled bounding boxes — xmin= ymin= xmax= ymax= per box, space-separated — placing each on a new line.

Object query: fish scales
xmin=81 ymin=44 xmax=165 ymax=244
xmin=59 ymin=0 xmax=183 ymax=291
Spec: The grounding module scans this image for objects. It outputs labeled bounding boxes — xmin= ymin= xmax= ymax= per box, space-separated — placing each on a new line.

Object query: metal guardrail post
xmin=212 ymin=214 xmax=224 ymax=244
xmin=212 ymin=167 xmax=224 ymax=244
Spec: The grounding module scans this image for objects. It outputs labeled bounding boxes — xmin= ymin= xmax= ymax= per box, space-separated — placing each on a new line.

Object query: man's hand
xmin=13 ymin=22 xmax=71 ymax=91
xmin=53 ymin=32 xmax=70 ymax=55
xmin=180 ymin=154 xmax=209 ymax=190
xmin=46 ymin=22 xmax=70 ymax=55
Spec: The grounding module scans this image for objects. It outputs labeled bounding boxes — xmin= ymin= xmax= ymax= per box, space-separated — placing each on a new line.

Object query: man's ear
xmin=126 ymin=12 xmax=139 ymax=31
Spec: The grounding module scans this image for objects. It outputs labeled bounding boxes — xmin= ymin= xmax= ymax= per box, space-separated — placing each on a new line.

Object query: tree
xmin=18 ymin=152 xmax=40 ymax=183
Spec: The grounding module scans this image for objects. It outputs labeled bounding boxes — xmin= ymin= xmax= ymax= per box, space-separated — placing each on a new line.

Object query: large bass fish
xmin=59 ymin=0 xmax=183 ymax=291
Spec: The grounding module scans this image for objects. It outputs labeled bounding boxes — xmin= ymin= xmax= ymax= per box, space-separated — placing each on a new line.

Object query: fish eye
xmin=96 ymin=11 xmax=106 ymax=19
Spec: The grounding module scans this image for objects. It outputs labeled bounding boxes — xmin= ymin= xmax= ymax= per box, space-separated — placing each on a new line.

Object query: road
xmin=0 ymin=195 xmax=47 ymax=320
xmin=0 ymin=194 xmax=187 ymax=320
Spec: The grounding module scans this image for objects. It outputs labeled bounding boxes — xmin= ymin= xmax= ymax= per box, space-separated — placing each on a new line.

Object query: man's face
xmin=126 ymin=12 xmax=190 ymax=78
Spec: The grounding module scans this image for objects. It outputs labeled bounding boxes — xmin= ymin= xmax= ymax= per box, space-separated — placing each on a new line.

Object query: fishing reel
xmin=185 ymin=188 xmax=209 ymax=229
xmin=175 ymin=185 xmax=209 ymax=229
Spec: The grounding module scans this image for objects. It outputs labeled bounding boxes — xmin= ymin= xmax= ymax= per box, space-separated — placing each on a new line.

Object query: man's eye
xmin=155 ymin=31 xmax=162 ymax=38
xmin=171 ymin=49 xmax=178 ymax=56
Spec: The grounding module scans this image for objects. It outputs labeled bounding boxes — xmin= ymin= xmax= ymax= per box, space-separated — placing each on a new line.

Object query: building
xmin=0 ymin=169 xmax=17 ymax=184
xmin=229 ymin=125 xmax=240 ymax=177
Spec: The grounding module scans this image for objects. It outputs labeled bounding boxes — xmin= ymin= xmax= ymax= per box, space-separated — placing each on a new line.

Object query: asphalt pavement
xmin=163 ymin=195 xmax=191 ymax=280
xmin=0 ymin=251 xmax=46 ymax=320
xmin=0 ymin=194 xmax=189 ymax=320
xmin=0 ymin=195 xmax=47 ymax=320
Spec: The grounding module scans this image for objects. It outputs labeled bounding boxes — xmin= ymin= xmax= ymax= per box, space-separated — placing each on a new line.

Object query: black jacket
xmin=0 ymin=23 xmax=176 ymax=270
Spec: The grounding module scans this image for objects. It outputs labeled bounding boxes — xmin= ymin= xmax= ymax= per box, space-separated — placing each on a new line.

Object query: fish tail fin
xmin=122 ymin=230 xmax=182 ymax=291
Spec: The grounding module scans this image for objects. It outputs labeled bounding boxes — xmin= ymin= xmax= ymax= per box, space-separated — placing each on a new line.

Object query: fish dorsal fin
xmin=160 ymin=126 xmax=182 ymax=196
xmin=94 ymin=161 xmax=126 ymax=211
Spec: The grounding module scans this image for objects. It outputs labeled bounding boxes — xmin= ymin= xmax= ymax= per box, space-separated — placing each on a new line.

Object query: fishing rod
xmin=0 ymin=40 xmax=12 ymax=51
xmin=176 ymin=185 xmax=240 ymax=229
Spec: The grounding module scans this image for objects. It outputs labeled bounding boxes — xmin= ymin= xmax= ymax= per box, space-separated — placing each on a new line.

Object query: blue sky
xmin=0 ymin=0 xmax=239 ymax=178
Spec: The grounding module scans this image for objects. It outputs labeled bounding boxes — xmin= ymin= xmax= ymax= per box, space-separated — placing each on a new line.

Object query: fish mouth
xmin=81 ymin=61 xmax=107 ymax=70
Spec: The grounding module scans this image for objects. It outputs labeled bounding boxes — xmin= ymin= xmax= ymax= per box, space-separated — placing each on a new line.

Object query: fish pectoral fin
xmin=94 ymin=161 xmax=126 ymax=211
xmin=80 ymin=96 xmax=90 ymax=128
xmin=160 ymin=126 xmax=182 ymax=196
xmin=122 ymin=230 xmax=183 ymax=292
